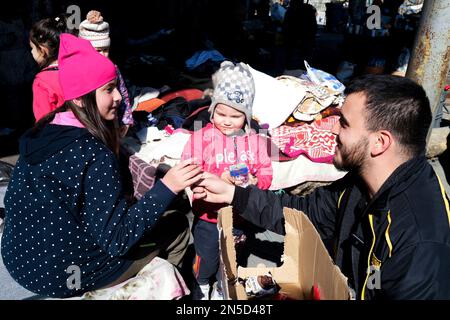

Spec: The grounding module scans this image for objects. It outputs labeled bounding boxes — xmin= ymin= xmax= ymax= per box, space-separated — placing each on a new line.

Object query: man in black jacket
xmin=192 ymin=75 xmax=450 ymax=299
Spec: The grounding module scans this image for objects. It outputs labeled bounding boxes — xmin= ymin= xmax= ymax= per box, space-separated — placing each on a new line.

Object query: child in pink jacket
xmin=30 ymin=14 xmax=70 ymax=122
xmin=181 ymin=61 xmax=273 ymax=299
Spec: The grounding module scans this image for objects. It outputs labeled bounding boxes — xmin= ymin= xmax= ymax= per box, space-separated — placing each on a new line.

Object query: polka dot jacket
xmin=1 ymin=124 xmax=176 ymax=297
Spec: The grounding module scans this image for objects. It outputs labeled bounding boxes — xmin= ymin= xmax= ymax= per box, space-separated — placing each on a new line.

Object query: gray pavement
xmin=0 ymin=237 xmax=37 ymax=300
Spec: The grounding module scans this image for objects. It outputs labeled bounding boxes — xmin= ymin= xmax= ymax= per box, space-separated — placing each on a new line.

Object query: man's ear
xmin=72 ymin=98 xmax=83 ymax=108
xmin=371 ymin=130 xmax=393 ymax=156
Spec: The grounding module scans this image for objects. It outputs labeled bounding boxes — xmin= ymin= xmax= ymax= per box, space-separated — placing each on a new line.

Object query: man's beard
xmin=333 ymin=136 xmax=369 ymax=173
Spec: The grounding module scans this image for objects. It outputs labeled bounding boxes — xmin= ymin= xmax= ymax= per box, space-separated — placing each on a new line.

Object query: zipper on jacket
xmin=436 ymin=175 xmax=450 ymax=227
xmin=361 ymin=213 xmax=376 ymax=300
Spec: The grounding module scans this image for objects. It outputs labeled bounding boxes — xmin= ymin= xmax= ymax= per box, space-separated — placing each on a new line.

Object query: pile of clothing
xmin=269 ymin=74 xmax=343 ymax=162
xmin=250 ymin=60 xmax=345 ymax=165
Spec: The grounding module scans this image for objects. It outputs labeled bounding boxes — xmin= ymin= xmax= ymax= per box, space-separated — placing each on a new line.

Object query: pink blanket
xmin=270 ymin=116 xmax=339 ymax=163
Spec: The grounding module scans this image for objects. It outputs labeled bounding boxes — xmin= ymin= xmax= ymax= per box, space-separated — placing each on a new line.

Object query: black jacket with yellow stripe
xmin=232 ymin=156 xmax=450 ymax=299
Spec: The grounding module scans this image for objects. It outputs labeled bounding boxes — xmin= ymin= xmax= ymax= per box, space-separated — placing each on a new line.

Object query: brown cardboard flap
xmin=235 ymin=283 xmax=248 ymax=300
xmin=217 ymin=209 xmax=238 ymax=281
xmin=291 ymin=208 xmax=350 ymax=300
xmin=218 ymin=206 xmax=350 ymax=300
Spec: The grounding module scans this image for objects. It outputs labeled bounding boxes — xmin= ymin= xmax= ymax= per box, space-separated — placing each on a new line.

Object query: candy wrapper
xmin=229 ymin=163 xmax=249 ymax=187
xmin=239 ymin=273 xmax=279 ymax=298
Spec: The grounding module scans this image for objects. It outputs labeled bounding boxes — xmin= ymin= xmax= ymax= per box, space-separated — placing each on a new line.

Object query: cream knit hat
xmin=78 ymin=10 xmax=110 ymax=48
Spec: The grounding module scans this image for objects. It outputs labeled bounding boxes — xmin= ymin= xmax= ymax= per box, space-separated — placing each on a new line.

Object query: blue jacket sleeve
xmin=80 ymin=151 xmax=176 ymax=257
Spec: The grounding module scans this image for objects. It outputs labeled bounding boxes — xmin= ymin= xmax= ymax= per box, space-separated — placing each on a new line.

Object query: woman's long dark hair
xmin=34 ymin=91 xmax=120 ymax=155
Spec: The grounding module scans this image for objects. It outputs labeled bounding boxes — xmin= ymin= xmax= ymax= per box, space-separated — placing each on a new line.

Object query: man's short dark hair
xmin=345 ymin=74 xmax=431 ymax=157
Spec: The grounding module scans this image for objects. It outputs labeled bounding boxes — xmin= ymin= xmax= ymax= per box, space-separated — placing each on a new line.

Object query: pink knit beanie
xmin=58 ymin=33 xmax=116 ymax=101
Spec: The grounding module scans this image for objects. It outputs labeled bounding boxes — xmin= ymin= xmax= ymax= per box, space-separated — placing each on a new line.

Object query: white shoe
xmin=211 ymin=282 xmax=224 ymax=300
xmin=192 ymin=283 xmax=210 ymax=300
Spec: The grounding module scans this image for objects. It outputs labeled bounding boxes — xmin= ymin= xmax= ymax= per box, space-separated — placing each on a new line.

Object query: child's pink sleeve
xmin=32 ymin=78 xmax=55 ymax=122
xmin=181 ymin=130 xmax=204 ymax=165
xmin=253 ymin=136 xmax=273 ymax=190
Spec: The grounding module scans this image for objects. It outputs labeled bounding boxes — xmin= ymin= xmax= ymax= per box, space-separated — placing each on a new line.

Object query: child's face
xmin=96 ymin=79 xmax=122 ymax=121
xmin=212 ymin=103 xmax=246 ymax=135
xmin=95 ymin=46 xmax=110 ymax=58
xmin=30 ymin=41 xmax=46 ymax=66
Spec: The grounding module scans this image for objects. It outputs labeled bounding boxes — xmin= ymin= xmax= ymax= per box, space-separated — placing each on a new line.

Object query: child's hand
xmin=248 ymin=174 xmax=258 ymax=186
xmin=162 ymin=159 xmax=203 ymax=194
xmin=220 ymin=171 xmax=235 ymax=185
xmin=221 ymin=171 xmax=247 ymax=186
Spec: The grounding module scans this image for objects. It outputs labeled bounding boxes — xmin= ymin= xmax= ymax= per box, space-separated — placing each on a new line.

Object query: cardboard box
xmin=217 ymin=207 xmax=350 ymax=300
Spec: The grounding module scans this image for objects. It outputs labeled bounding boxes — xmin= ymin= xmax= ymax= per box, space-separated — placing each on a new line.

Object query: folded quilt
xmin=270 ymin=116 xmax=339 ymax=163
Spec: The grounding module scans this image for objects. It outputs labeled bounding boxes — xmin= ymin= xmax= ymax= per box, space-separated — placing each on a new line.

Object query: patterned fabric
xmin=129 ymin=154 xmax=157 ymax=200
xmin=80 ymin=257 xmax=190 ymax=300
xmin=269 ymin=116 xmax=339 ymax=163
xmin=116 ymin=66 xmax=134 ymax=126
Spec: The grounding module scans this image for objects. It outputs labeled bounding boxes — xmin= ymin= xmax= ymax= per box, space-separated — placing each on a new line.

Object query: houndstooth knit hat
xmin=78 ymin=10 xmax=110 ymax=49
xmin=209 ymin=61 xmax=256 ymax=131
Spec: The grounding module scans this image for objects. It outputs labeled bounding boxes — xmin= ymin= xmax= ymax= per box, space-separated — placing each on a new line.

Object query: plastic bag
xmin=304 ymin=61 xmax=345 ymax=93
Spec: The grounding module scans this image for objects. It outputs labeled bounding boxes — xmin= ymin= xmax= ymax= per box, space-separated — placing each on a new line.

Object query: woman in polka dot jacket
xmin=0 ymin=34 xmax=202 ymax=298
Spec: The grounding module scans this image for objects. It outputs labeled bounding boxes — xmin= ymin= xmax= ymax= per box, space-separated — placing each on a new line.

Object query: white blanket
xmin=249 ymin=65 xmax=306 ymax=130
xmin=270 ymin=155 xmax=347 ymax=190
xmin=134 ymin=130 xmax=191 ymax=167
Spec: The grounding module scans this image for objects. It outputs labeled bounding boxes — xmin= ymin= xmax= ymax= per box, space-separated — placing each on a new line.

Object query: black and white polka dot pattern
xmin=1 ymin=132 xmax=176 ymax=298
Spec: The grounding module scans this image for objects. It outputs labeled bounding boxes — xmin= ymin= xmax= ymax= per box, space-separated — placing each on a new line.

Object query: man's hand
xmin=162 ymin=159 xmax=203 ymax=194
xmin=192 ymin=172 xmax=235 ymax=204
